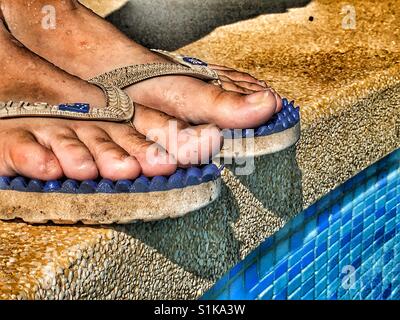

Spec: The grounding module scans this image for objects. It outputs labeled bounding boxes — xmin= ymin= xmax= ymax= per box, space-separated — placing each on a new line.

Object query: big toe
xmin=2 ymin=129 xmax=63 ymax=180
xmin=210 ymin=88 xmax=278 ymax=129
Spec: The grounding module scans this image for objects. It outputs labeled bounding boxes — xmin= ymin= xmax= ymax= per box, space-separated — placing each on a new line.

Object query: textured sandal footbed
xmin=0 ymin=164 xmax=221 ymax=194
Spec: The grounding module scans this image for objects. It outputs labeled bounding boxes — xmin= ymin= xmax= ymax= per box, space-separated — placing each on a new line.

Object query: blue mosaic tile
xmin=301 ymin=251 xmax=314 ymax=269
xmin=273 ymin=288 xmax=288 ymax=300
xmin=273 ymin=274 xmax=288 ymax=296
xmin=290 ymin=230 xmax=304 ymax=251
xmin=276 ymin=239 xmax=290 ymax=261
xmin=288 ymin=249 xmax=303 ymax=268
xmin=229 ymin=276 xmax=246 ymax=300
xmin=258 ymin=284 xmax=274 ymax=300
xmin=318 ymin=210 xmax=330 ymax=232
xmin=315 ymin=279 xmax=326 ymax=298
xmin=259 ymin=251 xmax=274 ymax=275
xmin=316 ymin=241 xmax=327 ymax=258
xmin=302 ymin=262 xmax=315 ymax=281
xmin=315 ymin=253 xmax=328 ymax=272
xmin=244 ymin=264 xmax=259 ymax=291
xmin=329 ymin=231 xmax=340 ymax=245
xmin=215 ymin=291 xmax=230 ymax=300
xmin=288 ymin=273 xmax=301 ymax=296
xmin=229 ymin=259 xmax=245 ymax=279
xmin=252 ymin=272 xmax=274 ymax=298
xmin=301 ymin=277 xmax=315 ymax=297
xmin=202 ymin=149 xmax=400 ymax=300
xmin=288 ymin=261 xmax=302 ymax=281
xmin=288 ymin=287 xmax=302 ymax=300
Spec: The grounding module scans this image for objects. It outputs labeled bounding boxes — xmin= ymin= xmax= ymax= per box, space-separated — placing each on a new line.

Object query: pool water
xmin=202 ymin=149 xmax=400 ymax=300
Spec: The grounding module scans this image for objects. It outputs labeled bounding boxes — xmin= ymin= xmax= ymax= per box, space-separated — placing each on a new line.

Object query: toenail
xmin=180 ymin=127 xmax=198 ymax=138
xmin=123 ymin=155 xmax=137 ymax=163
xmin=77 ymin=159 xmax=96 ymax=171
xmin=245 ymin=90 xmax=271 ymax=104
xmin=38 ymin=157 xmax=61 ymax=177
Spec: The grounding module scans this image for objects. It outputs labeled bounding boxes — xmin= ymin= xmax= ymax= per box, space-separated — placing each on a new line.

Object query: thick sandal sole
xmin=0 ymin=179 xmax=221 ymax=225
xmin=219 ymin=122 xmax=300 ymax=159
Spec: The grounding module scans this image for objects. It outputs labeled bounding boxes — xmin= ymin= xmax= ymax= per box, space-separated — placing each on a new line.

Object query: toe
xmin=231 ymin=81 xmax=267 ymax=92
xmin=272 ymin=89 xmax=283 ymax=113
xmin=175 ymin=124 xmax=223 ymax=167
xmin=207 ymin=86 xmax=278 ymax=129
xmin=73 ymin=124 xmax=142 ymax=180
xmin=133 ymin=105 xmax=223 ymax=166
xmin=127 ymin=71 xmax=276 ymax=130
xmin=220 ymin=79 xmax=257 ymax=95
xmin=3 ymin=130 xmax=63 ymax=180
xmin=107 ymin=124 xmax=178 ymax=177
xmin=47 ymin=128 xmax=99 ymax=181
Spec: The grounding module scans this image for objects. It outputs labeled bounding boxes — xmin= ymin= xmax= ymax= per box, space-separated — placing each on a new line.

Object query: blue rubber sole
xmin=0 ymin=164 xmax=221 ymax=194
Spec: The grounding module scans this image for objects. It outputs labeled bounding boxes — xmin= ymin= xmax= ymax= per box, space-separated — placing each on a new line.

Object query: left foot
xmin=1 ymin=0 xmax=283 ymax=130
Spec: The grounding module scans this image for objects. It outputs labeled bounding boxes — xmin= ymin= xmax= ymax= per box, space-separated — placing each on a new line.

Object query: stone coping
xmin=0 ymin=0 xmax=399 ymax=299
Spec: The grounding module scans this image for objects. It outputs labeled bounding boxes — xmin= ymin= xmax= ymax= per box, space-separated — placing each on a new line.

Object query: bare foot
xmin=0 ymin=18 xmax=221 ymax=181
xmin=1 ymin=0 xmax=282 ymax=129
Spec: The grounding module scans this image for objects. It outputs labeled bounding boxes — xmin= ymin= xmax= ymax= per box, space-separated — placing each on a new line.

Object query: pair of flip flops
xmin=0 ymin=51 xmax=300 ymax=224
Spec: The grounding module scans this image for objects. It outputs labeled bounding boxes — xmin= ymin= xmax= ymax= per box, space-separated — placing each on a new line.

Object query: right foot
xmin=0 ymin=20 xmax=222 ymax=181
xmin=1 ymin=0 xmax=282 ymax=130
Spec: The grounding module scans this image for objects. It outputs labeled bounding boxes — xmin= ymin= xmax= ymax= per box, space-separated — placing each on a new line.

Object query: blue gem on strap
xmin=183 ymin=56 xmax=208 ymax=66
xmin=58 ymin=103 xmax=90 ymax=114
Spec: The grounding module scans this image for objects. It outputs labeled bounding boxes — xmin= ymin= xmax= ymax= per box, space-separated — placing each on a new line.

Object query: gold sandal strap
xmin=88 ymin=53 xmax=219 ymax=89
xmin=150 ymin=49 xmax=211 ymax=68
xmin=0 ymin=83 xmax=134 ymax=122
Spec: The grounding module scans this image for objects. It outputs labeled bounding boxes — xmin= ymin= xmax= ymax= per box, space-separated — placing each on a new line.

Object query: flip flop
xmin=89 ymin=49 xmax=301 ymax=159
xmin=0 ymin=81 xmax=221 ymax=225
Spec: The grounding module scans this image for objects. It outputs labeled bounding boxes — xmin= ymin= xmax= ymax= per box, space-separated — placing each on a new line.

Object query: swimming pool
xmin=202 ymin=149 xmax=400 ymax=300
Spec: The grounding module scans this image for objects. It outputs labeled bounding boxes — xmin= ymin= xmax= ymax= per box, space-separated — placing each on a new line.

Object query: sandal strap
xmin=0 ymin=82 xmax=134 ymax=122
xmin=88 ymin=50 xmax=219 ymax=88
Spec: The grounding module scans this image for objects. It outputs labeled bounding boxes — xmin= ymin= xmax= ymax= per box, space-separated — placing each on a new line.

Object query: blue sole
xmin=0 ymin=164 xmax=221 ymax=194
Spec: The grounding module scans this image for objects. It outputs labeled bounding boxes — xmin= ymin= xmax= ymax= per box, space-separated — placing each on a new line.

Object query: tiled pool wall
xmin=202 ymin=149 xmax=400 ymax=300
